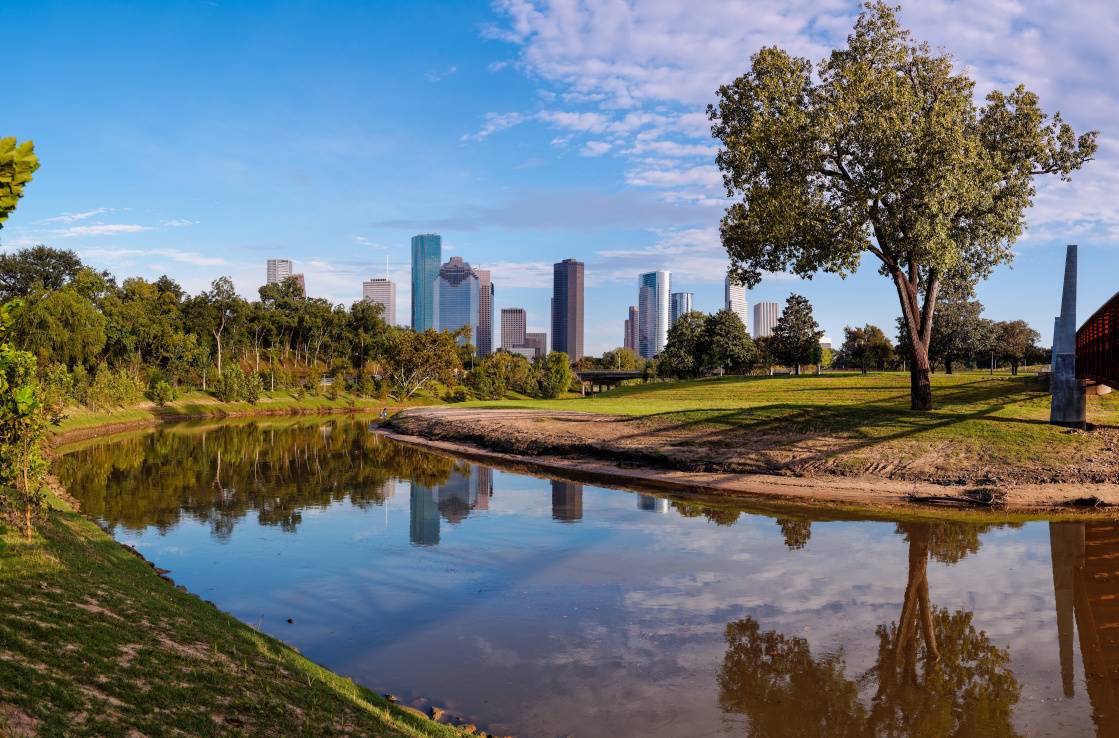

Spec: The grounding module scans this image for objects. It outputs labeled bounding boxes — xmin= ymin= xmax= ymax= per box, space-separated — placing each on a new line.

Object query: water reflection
xmin=56 ymin=419 xmax=1119 ymax=737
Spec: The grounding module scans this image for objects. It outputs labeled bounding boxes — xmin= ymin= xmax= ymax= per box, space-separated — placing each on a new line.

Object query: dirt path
xmin=386 ymin=407 xmax=1119 ymax=511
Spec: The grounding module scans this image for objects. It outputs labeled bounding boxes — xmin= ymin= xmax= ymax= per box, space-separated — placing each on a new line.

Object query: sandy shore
xmin=385 ymin=407 xmax=1119 ymax=512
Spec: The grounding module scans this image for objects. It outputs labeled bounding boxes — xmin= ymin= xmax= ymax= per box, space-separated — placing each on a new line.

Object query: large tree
xmin=927 ymin=282 xmax=989 ymax=374
xmin=770 ymin=294 xmax=823 ymax=375
xmin=0 ymin=245 xmax=84 ymax=301
xmin=993 ymin=320 xmax=1040 ymax=375
xmin=659 ymin=311 xmax=708 ymax=378
xmin=702 ymin=308 xmax=757 ymax=375
xmin=708 ymin=2 xmax=1096 ymax=409
xmin=0 ymin=138 xmax=38 ymax=231
xmin=838 ymin=324 xmax=894 ymax=374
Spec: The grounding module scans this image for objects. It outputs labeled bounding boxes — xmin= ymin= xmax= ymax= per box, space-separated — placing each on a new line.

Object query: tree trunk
xmin=909 ymin=345 xmax=933 ymax=411
xmin=861 ymin=366 xmax=868 ymax=375
xmin=945 ymin=360 xmax=954 ymax=375
xmin=1011 ymin=362 xmax=1019 ymax=376
xmin=213 ymin=329 xmax=223 ymax=374
xmin=795 ymin=364 xmax=801 ymax=376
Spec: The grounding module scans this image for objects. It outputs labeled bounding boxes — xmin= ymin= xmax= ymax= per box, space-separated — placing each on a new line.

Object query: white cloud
xmin=462 ymin=111 xmax=526 ymax=142
xmin=35 ymin=208 xmax=111 ymax=224
xmin=161 ymin=218 xmax=195 ymax=228
xmin=79 ymin=247 xmax=229 ymax=267
xmin=625 ymin=164 xmax=721 ymax=188
xmin=424 ymin=64 xmax=458 ymax=82
xmin=56 ymin=223 xmax=151 ymax=237
xmin=579 ymin=140 xmax=612 ymax=157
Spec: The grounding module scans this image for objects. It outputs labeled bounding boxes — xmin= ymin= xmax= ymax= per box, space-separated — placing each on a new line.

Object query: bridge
xmin=1077 ymin=289 xmax=1119 ymax=389
xmin=574 ymin=370 xmax=642 ymax=394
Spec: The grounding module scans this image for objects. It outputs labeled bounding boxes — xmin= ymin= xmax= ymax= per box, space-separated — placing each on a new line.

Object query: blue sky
xmin=3 ymin=0 xmax=1118 ymax=354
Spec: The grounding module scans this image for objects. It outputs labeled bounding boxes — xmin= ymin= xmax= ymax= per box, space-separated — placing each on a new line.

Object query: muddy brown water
xmin=58 ymin=416 xmax=1118 ymax=737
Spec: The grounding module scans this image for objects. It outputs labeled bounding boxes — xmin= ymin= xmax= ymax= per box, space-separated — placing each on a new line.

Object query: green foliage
xmin=13 ymin=285 xmax=107 ymax=369
xmin=838 ymin=324 xmax=895 ymax=373
xmin=0 ymin=245 xmax=84 ymax=301
xmin=383 ymin=329 xmax=463 ymax=399
xmin=467 ymin=351 xmax=538 ymax=399
xmin=600 ymin=347 xmax=638 ymax=371
xmin=147 ymin=380 xmax=178 ymax=407
xmin=993 ymin=320 xmax=1041 ymax=374
xmin=85 ymin=366 xmax=145 ymax=412
xmin=659 ymin=311 xmax=708 ymax=379
xmin=214 ymin=364 xmax=262 ymax=403
xmin=39 ymin=362 xmax=75 ymax=410
xmin=701 ymin=308 xmax=756 ymax=375
xmin=537 ymin=352 xmax=574 ymax=399
xmin=0 ymin=137 xmax=38 ymax=232
xmin=443 ymin=385 xmax=469 ymax=403
xmin=770 ymin=294 xmax=823 ymax=374
xmin=708 ymin=2 xmax=1096 ymax=408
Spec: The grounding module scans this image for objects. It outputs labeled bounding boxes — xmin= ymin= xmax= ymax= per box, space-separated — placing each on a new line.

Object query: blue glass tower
xmin=433 ymin=256 xmax=480 ymax=346
xmin=411 ymin=233 xmax=442 ymax=331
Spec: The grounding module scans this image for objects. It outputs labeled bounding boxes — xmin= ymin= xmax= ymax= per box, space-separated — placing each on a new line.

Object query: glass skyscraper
xmin=670 ymin=291 xmax=693 ymax=326
xmin=638 ymin=270 xmax=670 ymax=359
xmin=411 ymin=233 xmax=441 ymax=331
xmin=433 ymin=256 xmax=480 ymax=346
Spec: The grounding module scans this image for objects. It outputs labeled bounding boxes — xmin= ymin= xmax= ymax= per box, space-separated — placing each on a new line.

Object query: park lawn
xmin=0 ymin=491 xmax=466 ymax=738
xmin=462 ymin=371 xmax=1119 ymax=474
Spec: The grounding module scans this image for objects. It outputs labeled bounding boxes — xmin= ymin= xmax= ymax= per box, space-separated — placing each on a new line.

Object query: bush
xmin=40 ymin=363 xmax=75 ymax=411
xmin=148 ymin=380 xmax=178 ymax=407
xmin=85 ymin=366 xmax=145 ymax=412
xmin=214 ymin=365 xmax=262 ymax=403
xmin=443 ymin=386 xmax=469 ymax=403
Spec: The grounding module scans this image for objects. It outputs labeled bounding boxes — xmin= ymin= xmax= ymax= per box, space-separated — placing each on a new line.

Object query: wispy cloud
xmin=56 ymin=224 xmax=151 ymax=237
xmin=580 ymin=140 xmax=612 ymax=157
xmin=424 ymin=64 xmax=458 ymax=82
xmin=79 ymin=247 xmax=228 ymax=267
xmin=461 ymin=111 xmax=526 ymax=142
xmin=35 ymin=208 xmax=111 ymax=224
xmin=161 ymin=218 xmax=195 ymax=228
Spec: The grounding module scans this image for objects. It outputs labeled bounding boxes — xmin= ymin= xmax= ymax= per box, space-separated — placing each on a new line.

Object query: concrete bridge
xmin=574 ymin=370 xmax=642 ymax=395
xmin=1051 ymin=244 xmax=1118 ymax=427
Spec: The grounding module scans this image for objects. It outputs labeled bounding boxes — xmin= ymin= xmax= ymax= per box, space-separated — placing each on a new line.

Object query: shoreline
xmin=381 ymin=414 xmax=1119 ymax=515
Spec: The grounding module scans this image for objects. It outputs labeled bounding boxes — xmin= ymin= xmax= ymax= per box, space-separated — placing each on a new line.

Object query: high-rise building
xmin=625 ymin=305 xmax=639 ymax=353
xmin=638 ymin=494 xmax=669 ymax=513
xmin=476 ymin=269 xmax=494 ymax=357
xmin=501 ymin=308 xmax=527 ymax=349
xmin=523 ymin=332 xmax=547 ymax=359
xmin=409 ymin=484 xmax=440 ymax=546
xmin=433 ymin=256 xmax=480 ymax=346
xmin=638 ymin=271 xmax=670 ymax=359
xmin=291 ymin=273 xmax=306 ymax=297
xmin=362 ymin=277 xmax=396 ymax=324
xmin=411 ymin=234 xmax=442 ymax=331
xmin=551 ymin=480 xmax=583 ymax=523
xmin=551 ymin=259 xmax=584 ymax=362
xmin=753 ymin=302 xmax=780 ymax=339
xmin=725 ymin=277 xmax=749 ymax=333
xmin=670 ymin=292 xmax=694 ymax=326
xmin=266 ymin=259 xmax=292 ymax=285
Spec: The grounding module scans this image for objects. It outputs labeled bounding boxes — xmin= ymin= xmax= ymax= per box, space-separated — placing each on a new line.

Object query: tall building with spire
xmin=362 ymin=277 xmax=396 ymax=324
xmin=724 ymin=277 xmax=749 ymax=333
xmin=551 ymin=259 xmax=584 ymax=362
xmin=410 ymin=234 xmax=441 ymax=331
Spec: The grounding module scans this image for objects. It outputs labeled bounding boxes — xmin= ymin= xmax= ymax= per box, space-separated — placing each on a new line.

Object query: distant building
xmin=551 ymin=480 xmax=583 ymax=523
xmin=670 ymin=291 xmax=694 ymax=326
xmin=433 ymin=256 xmax=479 ymax=347
xmin=477 ymin=269 xmax=494 ymax=357
xmin=725 ymin=277 xmax=749 ymax=333
xmin=637 ymin=494 xmax=669 ymax=513
xmin=551 ymin=259 xmax=584 ymax=362
xmin=624 ymin=305 xmax=638 ymax=353
xmin=523 ymin=332 xmax=547 ymax=359
xmin=362 ymin=277 xmax=396 ymax=324
xmin=820 ymin=336 xmax=832 ymax=351
xmin=501 ymin=308 xmax=527 ymax=349
xmin=753 ymin=302 xmax=780 ymax=339
xmin=638 ymin=271 xmax=671 ymax=359
xmin=291 ymin=273 xmax=306 ymax=297
xmin=508 ymin=346 xmax=536 ymax=360
xmin=411 ymin=234 xmax=442 ymax=331
xmin=409 ymin=484 xmax=440 ymax=546
xmin=266 ymin=259 xmax=292 ymax=285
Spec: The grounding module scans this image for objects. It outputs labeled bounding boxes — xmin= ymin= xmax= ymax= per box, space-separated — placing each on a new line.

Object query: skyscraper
xmin=291 ymin=273 xmax=306 ymax=297
xmin=638 ymin=271 xmax=670 ymax=359
xmin=362 ymin=277 xmax=396 ymax=324
xmin=625 ymin=305 xmax=639 ymax=353
xmin=409 ymin=484 xmax=440 ymax=546
xmin=551 ymin=259 xmax=584 ymax=362
xmin=433 ymin=256 xmax=480 ymax=347
xmin=501 ymin=308 xmax=527 ymax=349
xmin=551 ymin=480 xmax=583 ymax=523
xmin=725 ymin=277 xmax=749 ymax=333
xmin=670 ymin=291 xmax=694 ymax=326
xmin=410 ymin=234 xmax=441 ymax=331
xmin=266 ymin=259 xmax=292 ymax=285
xmin=477 ymin=269 xmax=494 ymax=357
xmin=523 ymin=332 xmax=547 ymax=359
xmin=753 ymin=301 xmax=780 ymax=339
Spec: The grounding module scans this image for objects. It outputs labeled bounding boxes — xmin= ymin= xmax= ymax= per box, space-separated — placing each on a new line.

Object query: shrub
xmin=40 ymin=363 xmax=75 ymax=410
xmin=443 ymin=386 xmax=469 ymax=403
xmin=85 ymin=366 xmax=145 ymax=412
xmin=214 ymin=365 xmax=262 ymax=403
xmin=148 ymin=380 xmax=178 ymax=407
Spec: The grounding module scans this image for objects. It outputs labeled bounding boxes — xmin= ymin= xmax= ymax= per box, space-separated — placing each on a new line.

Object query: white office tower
xmin=724 ymin=277 xmax=749 ymax=333
xmin=637 ymin=270 xmax=671 ymax=359
xmin=501 ymin=308 xmax=527 ymax=349
xmin=753 ymin=302 xmax=780 ymax=339
xmin=267 ymin=259 xmax=293 ymax=285
xmin=362 ymin=277 xmax=396 ymax=324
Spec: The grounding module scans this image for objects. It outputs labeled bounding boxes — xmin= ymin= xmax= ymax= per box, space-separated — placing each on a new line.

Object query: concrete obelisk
xmin=1050 ymin=244 xmax=1086 ymax=427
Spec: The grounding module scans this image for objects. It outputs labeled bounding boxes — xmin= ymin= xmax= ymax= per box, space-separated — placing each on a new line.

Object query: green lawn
xmin=0 ymin=493 xmax=466 ymax=737
xmin=462 ymin=371 xmax=1119 ymax=473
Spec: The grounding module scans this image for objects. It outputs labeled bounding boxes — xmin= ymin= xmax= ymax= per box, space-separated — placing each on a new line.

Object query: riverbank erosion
xmin=385 ymin=379 xmax=1119 ymax=510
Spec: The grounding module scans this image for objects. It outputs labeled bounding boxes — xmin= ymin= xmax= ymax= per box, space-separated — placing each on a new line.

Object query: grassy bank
xmin=0 ymin=490 xmax=466 ymax=737
xmin=448 ymin=371 xmax=1119 ymax=483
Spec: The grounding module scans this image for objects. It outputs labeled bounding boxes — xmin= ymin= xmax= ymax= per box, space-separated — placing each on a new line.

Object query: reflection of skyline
xmin=551 ymin=480 xmax=583 ymax=523
xmin=638 ymin=495 xmax=668 ymax=514
xmin=409 ymin=465 xmax=494 ymax=546
xmin=1050 ymin=521 xmax=1119 ymax=735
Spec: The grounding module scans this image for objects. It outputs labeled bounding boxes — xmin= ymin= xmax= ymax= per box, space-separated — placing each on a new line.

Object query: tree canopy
xmin=838 ymin=324 xmax=894 ymax=373
xmin=769 ymin=294 xmax=823 ymax=374
xmin=708 ymin=2 xmax=1096 ymax=409
xmin=0 ymin=138 xmax=38 ymax=231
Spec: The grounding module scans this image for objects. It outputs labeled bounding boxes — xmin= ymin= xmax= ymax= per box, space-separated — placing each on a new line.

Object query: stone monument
xmin=1050 ymin=244 xmax=1086 ymax=427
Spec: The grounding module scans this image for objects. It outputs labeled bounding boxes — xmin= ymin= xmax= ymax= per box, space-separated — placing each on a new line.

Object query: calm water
xmin=59 ymin=417 xmax=1118 ymax=737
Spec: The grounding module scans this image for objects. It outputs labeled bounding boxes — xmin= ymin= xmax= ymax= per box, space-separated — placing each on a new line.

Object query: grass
xmin=0 ymin=492 xmax=466 ymax=737
xmin=460 ymin=370 xmax=1119 ymax=476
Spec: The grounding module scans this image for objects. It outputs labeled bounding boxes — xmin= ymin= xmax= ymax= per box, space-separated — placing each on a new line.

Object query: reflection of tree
xmin=718 ymin=522 xmax=1021 ymax=737
xmin=671 ymin=501 xmax=740 ymax=526
xmin=56 ymin=419 xmax=457 ymax=538
xmin=776 ymin=518 xmax=811 ymax=550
